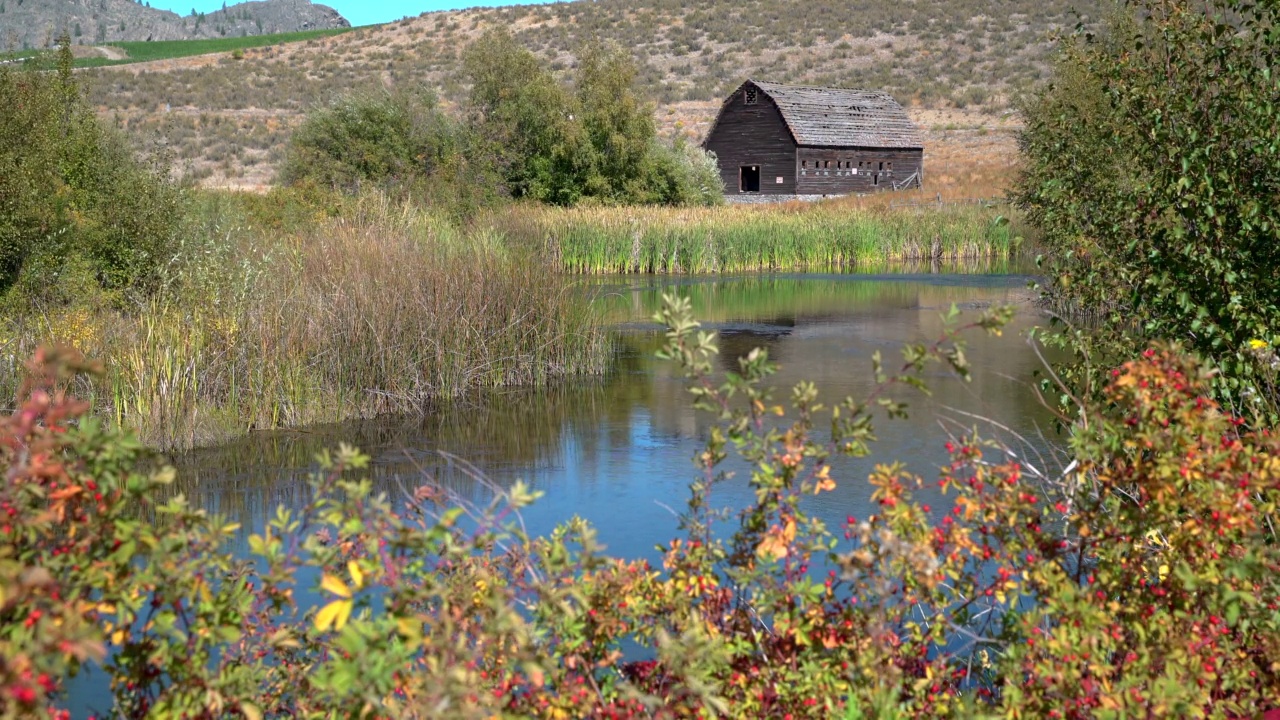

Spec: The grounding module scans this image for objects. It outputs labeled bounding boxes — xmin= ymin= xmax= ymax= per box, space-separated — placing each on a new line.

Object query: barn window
xmin=744 ymin=86 xmax=758 ymax=105
xmin=824 ymin=160 xmax=831 ymax=169
xmin=801 ymin=160 xmax=808 ymax=169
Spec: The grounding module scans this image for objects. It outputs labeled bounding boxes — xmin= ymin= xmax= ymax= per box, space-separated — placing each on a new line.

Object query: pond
xmin=171 ymin=269 xmax=1062 ymax=560
xmin=68 ymin=268 xmax=1066 ymax=716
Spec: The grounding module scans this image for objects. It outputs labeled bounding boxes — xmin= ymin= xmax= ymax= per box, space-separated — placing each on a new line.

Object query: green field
xmin=69 ymin=27 xmax=360 ymax=68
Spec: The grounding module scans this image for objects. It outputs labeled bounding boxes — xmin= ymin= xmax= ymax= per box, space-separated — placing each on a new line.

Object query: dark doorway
xmin=740 ymin=165 xmax=760 ymax=192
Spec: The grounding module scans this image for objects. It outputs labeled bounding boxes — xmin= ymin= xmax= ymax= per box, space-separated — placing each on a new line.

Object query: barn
xmin=703 ymin=80 xmax=924 ymax=198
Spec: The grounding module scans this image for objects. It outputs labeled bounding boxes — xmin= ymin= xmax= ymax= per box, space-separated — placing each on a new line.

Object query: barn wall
xmin=703 ymin=84 xmax=798 ymax=196
xmin=795 ymin=147 xmax=924 ymax=195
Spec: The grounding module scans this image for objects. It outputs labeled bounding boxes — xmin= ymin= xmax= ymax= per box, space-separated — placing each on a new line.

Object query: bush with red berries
xmin=2 ymin=298 xmax=1278 ymax=718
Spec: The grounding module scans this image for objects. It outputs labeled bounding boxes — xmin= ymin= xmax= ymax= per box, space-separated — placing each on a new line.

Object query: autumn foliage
xmin=1 ymin=301 xmax=1279 ymax=718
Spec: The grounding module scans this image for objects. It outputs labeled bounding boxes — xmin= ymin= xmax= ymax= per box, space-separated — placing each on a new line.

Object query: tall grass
xmin=495 ymin=201 xmax=1020 ymax=274
xmin=0 ymin=194 xmax=608 ymax=450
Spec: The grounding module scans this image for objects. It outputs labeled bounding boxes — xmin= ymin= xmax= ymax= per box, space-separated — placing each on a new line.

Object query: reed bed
xmin=494 ymin=201 xmax=1020 ymax=274
xmin=0 ymin=195 xmax=609 ymax=450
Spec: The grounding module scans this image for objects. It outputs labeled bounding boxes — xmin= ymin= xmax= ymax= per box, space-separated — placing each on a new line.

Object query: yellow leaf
xmin=111 ymin=629 xmax=126 ymax=645
xmin=396 ymin=617 xmax=420 ymax=639
xmin=1158 ymin=564 xmax=1169 ymax=582
xmin=755 ymin=519 xmax=797 ymax=561
xmin=194 ymin=578 xmax=212 ymax=605
xmin=320 ymin=573 xmax=352 ymax=599
xmin=756 ymin=534 xmax=788 ymax=561
xmin=348 ymin=560 xmax=364 ymax=590
xmin=241 ymin=702 xmax=263 ymax=720
xmin=814 ymin=465 xmax=836 ymax=494
xmin=315 ymin=599 xmax=353 ymax=632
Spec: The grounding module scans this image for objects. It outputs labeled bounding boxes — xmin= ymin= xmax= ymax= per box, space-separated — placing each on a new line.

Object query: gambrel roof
xmin=746 ymin=80 xmax=923 ymax=149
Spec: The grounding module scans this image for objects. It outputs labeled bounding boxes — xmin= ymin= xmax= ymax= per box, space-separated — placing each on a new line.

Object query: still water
xmin=70 ymin=270 xmax=1065 ymax=716
xmin=170 ymin=270 xmax=1062 ymax=561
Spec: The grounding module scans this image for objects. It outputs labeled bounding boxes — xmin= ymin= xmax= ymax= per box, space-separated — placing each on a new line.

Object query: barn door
xmin=740 ymin=165 xmax=761 ymax=192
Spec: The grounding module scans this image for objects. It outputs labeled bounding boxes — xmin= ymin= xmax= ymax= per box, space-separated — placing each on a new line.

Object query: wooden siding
xmin=704 ymin=85 xmax=798 ymax=196
xmin=795 ymin=147 xmax=923 ymax=195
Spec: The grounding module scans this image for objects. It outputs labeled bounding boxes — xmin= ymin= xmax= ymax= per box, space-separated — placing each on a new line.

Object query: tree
xmin=575 ymin=42 xmax=658 ymax=201
xmin=1017 ymin=0 xmax=1280 ymax=422
xmin=0 ymin=37 xmax=180 ymax=304
xmin=463 ymin=29 xmax=589 ymax=205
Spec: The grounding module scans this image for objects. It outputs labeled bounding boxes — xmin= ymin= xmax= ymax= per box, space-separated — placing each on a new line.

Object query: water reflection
xmin=170 ymin=271 xmax=1062 ymax=561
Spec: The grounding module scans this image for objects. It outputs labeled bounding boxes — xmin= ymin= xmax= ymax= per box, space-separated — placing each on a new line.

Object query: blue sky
xmin=145 ymin=1 xmax=547 ymax=29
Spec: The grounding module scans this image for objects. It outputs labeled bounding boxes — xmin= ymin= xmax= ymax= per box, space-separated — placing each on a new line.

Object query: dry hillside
xmin=77 ymin=0 xmax=1102 ymax=188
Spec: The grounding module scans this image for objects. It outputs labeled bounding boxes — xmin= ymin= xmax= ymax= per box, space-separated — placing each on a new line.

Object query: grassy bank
xmin=0 ymin=194 xmax=608 ymax=450
xmin=0 ymin=188 xmax=1024 ymax=450
xmin=496 ymin=200 xmax=1020 ymax=274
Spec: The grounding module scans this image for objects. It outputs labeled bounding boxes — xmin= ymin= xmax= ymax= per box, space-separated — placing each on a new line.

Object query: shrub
xmin=1017 ymin=0 xmax=1280 ymax=423
xmin=0 ymin=40 xmax=181 ymax=307
xmin=4 ymin=298 xmax=1280 ymax=717
xmin=643 ymin=138 xmax=725 ymax=207
xmin=279 ymin=86 xmax=473 ymax=194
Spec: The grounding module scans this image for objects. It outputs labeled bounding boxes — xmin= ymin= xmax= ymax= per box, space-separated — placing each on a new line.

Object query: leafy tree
xmin=0 ymin=38 xmax=180 ymax=306
xmin=1018 ymin=0 xmax=1280 ymax=422
xmin=575 ymin=42 xmax=657 ymax=200
xmin=463 ymin=30 xmax=721 ymax=206
xmin=463 ymin=29 xmax=590 ymax=205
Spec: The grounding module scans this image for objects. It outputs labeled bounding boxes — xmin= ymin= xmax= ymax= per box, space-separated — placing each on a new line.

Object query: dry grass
xmin=0 ymin=194 xmax=609 ymax=449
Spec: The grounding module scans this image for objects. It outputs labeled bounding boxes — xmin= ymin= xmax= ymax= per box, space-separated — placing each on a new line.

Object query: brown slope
xmin=77 ymin=0 xmax=1097 ymax=188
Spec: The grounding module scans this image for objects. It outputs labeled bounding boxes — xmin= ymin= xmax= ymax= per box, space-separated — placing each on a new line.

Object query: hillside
xmin=0 ymin=0 xmax=348 ymax=50
xmin=76 ymin=0 xmax=1102 ymax=188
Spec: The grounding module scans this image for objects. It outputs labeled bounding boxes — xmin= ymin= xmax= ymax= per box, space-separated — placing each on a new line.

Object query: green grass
xmin=495 ymin=202 xmax=1021 ymax=275
xmin=70 ymin=27 xmax=359 ymax=68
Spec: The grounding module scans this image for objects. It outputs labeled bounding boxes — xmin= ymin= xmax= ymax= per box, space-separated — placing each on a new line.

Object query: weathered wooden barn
xmin=703 ymin=80 xmax=924 ymax=197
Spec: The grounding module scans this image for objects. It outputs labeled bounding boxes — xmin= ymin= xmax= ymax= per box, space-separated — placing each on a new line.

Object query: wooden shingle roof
xmin=751 ymin=80 xmax=923 ymax=149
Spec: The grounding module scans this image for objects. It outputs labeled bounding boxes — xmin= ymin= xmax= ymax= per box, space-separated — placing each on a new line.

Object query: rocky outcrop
xmin=0 ymin=0 xmax=350 ymax=51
